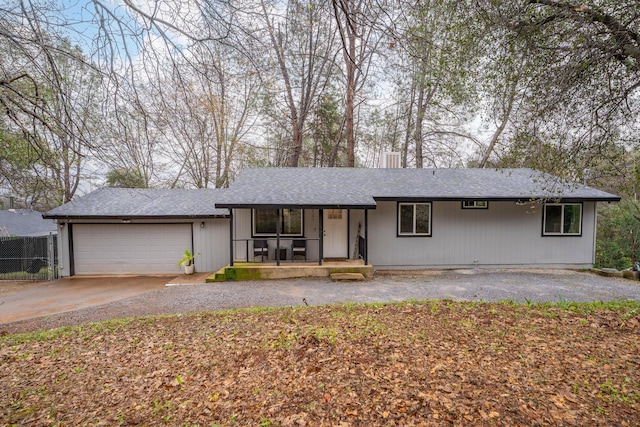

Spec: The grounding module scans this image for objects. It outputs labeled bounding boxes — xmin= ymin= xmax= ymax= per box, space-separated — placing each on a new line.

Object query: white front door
xmin=323 ymin=209 xmax=348 ymax=258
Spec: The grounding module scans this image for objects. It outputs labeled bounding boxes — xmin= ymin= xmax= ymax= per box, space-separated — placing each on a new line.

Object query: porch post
xmin=229 ymin=209 xmax=234 ymax=266
xmin=276 ymin=208 xmax=281 ymax=266
xmin=364 ymin=209 xmax=368 ymax=265
xmin=318 ymin=209 xmax=323 ymax=265
xmin=347 ymin=209 xmax=351 ymax=259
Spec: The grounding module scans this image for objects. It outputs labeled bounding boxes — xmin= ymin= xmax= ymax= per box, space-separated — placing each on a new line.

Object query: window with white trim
xmin=398 ymin=202 xmax=431 ymax=236
xmin=543 ymin=203 xmax=582 ymax=235
xmin=253 ymin=209 xmax=303 ymax=236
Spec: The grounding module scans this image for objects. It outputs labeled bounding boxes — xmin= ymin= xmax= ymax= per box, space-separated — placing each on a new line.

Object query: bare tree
xmin=0 ymin=0 xmax=104 ymax=203
xmin=254 ymin=0 xmax=339 ymax=167
xmin=151 ymin=42 xmax=259 ymax=188
xmin=332 ymin=0 xmax=383 ymax=167
xmin=384 ymin=0 xmax=481 ymax=168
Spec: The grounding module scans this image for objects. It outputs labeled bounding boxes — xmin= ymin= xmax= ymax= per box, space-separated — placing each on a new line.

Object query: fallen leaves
xmin=0 ymin=301 xmax=639 ymax=426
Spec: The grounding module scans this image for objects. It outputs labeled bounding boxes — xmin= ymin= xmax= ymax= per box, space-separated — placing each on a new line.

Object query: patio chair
xmin=291 ymin=240 xmax=306 ymax=261
xmin=253 ymin=239 xmax=268 ymax=262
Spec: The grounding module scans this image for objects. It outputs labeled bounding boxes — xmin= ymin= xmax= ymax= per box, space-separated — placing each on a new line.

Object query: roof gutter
xmin=42 ymin=214 xmax=230 ymax=220
xmin=372 ymin=196 xmax=621 ymax=203
xmin=215 ymin=203 xmax=377 ymax=209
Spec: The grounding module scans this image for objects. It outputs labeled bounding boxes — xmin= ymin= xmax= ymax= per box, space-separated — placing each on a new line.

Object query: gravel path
xmin=2 ymin=269 xmax=639 ymax=334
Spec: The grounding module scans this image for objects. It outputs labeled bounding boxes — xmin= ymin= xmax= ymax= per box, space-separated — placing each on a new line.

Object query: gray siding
xmin=229 ymin=202 xmax=598 ymax=269
xmin=193 ymin=219 xmax=229 ymax=272
xmin=368 ymin=201 xmax=597 ymax=269
xmin=57 ymin=223 xmax=71 ymax=277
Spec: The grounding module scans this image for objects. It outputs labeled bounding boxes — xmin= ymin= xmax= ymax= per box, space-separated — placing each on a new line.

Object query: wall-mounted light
xmin=122 ymin=219 xmax=131 ymax=223
xmin=59 ymin=222 xmax=65 ymax=228
xmin=200 ymin=221 xmax=205 ymax=228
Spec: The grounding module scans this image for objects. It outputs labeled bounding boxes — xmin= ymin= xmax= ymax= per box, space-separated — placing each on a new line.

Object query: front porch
xmin=207 ymin=259 xmax=373 ymax=282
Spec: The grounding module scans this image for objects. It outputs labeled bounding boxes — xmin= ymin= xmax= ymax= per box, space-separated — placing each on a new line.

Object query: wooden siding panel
xmin=370 ymin=201 xmax=597 ymax=268
xmin=58 ymin=224 xmax=71 ymax=277
xmin=193 ymin=219 xmax=229 ymax=272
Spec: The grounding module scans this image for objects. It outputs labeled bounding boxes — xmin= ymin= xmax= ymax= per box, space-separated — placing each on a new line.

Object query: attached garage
xmin=44 ymin=188 xmax=230 ymax=277
xmin=72 ymin=223 xmax=192 ymax=275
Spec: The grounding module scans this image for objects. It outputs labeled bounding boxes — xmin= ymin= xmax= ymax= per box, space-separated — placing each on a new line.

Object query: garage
xmin=44 ymin=188 xmax=230 ymax=276
xmin=72 ymin=223 xmax=192 ymax=275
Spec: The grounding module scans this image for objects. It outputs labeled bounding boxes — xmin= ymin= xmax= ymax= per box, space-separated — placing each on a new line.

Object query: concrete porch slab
xmin=208 ymin=260 xmax=373 ymax=282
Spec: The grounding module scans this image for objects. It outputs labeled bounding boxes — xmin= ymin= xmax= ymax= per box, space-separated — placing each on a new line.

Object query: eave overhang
xmin=42 ymin=214 xmax=230 ymax=220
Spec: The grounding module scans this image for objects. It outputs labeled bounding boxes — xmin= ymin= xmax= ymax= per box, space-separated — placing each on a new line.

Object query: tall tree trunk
xmin=345 ymin=30 xmax=356 ymax=167
xmin=479 ymin=79 xmax=517 ymax=168
xmin=414 ymin=82 xmax=426 ymax=169
xmin=402 ymin=84 xmax=416 ymax=168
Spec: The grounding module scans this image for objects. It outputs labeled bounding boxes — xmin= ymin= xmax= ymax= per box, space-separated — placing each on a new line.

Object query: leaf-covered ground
xmin=1 ymin=300 xmax=639 ymax=426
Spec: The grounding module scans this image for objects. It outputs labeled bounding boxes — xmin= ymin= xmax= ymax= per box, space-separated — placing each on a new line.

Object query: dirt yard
xmin=1 ymin=300 xmax=639 ymax=426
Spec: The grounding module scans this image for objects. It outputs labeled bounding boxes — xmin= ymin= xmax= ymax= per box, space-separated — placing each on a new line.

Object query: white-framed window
xmin=253 ymin=209 xmax=303 ymax=236
xmin=398 ymin=202 xmax=431 ymax=236
xmin=327 ymin=209 xmax=342 ymax=219
xmin=543 ymin=203 xmax=582 ymax=236
xmin=462 ymin=200 xmax=488 ymax=209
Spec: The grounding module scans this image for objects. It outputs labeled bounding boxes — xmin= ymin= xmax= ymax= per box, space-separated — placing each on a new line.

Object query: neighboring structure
xmin=0 ymin=209 xmax=57 ymax=237
xmin=217 ymin=168 xmax=620 ymax=270
xmin=44 ymin=188 xmax=229 ymax=276
xmin=0 ymin=210 xmax=58 ymax=278
xmin=45 ymin=168 xmax=620 ymax=276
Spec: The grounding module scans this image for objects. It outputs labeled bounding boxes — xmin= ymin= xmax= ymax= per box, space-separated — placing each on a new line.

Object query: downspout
xmin=68 ymin=223 xmax=75 ymax=276
xmin=229 ymin=209 xmax=234 ymax=266
xmin=319 ymin=209 xmax=323 ymax=265
xmin=276 ymin=209 xmax=281 ymax=266
xmin=190 ymin=222 xmax=195 ymax=260
xmin=347 ymin=209 xmax=351 ymax=259
xmin=592 ymin=202 xmax=597 ymax=266
xmin=364 ymin=209 xmax=368 ymax=265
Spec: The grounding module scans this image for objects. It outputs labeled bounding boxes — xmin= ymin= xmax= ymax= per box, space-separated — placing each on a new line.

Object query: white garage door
xmin=73 ymin=224 xmax=192 ymax=275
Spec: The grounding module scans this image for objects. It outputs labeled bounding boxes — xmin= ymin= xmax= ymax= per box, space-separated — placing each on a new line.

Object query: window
xmin=543 ymin=203 xmax=582 ymax=235
xmin=253 ymin=209 xmax=303 ymax=236
xmin=327 ymin=209 xmax=342 ymax=219
xmin=398 ymin=202 xmax=431 ymax=236
xmin=462 ymin=200 xmax=488 ymax=209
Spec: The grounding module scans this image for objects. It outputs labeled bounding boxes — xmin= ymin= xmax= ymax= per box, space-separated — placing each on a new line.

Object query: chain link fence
xmin=0 ymin=234 xmax=58 ymax=280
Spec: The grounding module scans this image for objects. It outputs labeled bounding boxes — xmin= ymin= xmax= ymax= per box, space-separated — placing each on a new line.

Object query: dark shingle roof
xmin=42 ymin=169 xmax=620 ymax=218
xmin=216 ymin=168 xmax=620 ymax=208
xmin=0 ymin=210 xmax=57 ymax=237
xmin=44 ymin=188 xmax=229 ymax=219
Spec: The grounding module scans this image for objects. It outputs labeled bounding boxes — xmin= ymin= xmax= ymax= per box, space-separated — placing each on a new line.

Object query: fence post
xmin=48 ymin=233 xmax=55 ymax=281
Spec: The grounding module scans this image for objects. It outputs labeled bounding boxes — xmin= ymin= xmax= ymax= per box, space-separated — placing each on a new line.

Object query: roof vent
xmin=380 ymin=152 xmax=401 ymax=168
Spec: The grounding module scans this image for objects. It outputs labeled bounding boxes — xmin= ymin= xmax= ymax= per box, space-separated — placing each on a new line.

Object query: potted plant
xmin=177 ymin=249 xmax=199 ymax=275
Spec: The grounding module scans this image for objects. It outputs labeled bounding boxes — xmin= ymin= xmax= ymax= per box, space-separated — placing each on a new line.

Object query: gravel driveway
xmin=2 ymin=269 xmax=639 ymax=334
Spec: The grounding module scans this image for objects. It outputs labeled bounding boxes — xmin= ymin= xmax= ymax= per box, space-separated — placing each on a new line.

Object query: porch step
xmin=206 ymin=262 xmax=373 ymax=282
xmin=330 ymin=273 xmax=365 ymax=282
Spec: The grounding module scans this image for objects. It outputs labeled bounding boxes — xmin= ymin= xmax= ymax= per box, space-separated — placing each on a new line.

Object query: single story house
xmin=45 ymin=168 xmax=620 ymax=276
xmin=44 ymin=188 xmax=229 ymax=276
xmin=216 ymin=167 xmax=620 ymax=270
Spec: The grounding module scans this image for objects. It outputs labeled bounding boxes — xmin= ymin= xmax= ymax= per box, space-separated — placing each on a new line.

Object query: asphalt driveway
xmin=1 ymin=269 xmax=639 ymax=333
